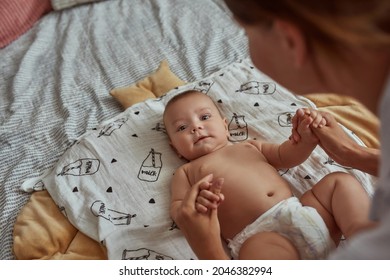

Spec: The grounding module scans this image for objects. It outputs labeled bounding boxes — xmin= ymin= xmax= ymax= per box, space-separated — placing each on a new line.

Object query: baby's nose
xmin=191 ymin=124 xmax=203 ymax=133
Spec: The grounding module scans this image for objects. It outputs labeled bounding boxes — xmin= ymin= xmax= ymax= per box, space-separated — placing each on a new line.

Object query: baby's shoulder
xmin=241 ymin=139 xmax=264 ymax=152
xmin=172 ymin=164 xmax=191 ymax=183
xmin=174 ymin=161 xmax=194 ymax=175
xmin=175 ymin=162 xmax=189 ymax=172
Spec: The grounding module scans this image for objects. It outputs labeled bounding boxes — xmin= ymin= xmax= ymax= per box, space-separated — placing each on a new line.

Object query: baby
xmin=163 ymin=90 xmax=373 ymax=259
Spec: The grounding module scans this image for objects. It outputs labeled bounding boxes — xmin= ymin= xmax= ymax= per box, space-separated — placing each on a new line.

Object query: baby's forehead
xmin=173 ymin=91 xmax=210 ymax=102
xmin=163 ymin=91 xmax=219 ymax=121
xmin=166 ymin=92 xmax=212 ymax=109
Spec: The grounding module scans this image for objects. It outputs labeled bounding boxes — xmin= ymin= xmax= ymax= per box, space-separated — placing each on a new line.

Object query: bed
xmin=0 ymin=0 xmax=379 ymax=260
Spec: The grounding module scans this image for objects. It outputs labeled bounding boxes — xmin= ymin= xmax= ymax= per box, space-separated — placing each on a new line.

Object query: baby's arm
xmin=261 ymin=109 xmax=325 ymax=169
xmin=170 ymin=166 xmax=193 ymax=220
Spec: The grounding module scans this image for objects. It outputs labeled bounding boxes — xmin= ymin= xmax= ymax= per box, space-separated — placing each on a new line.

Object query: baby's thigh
xmin=300 ymin=172 xmax=349 ymax=242
xmin=301 ymin=171 xmax=362 ymax=211
xmin=301 ymin=173 xmax=340 ymax=211
xmin=238 ymin=232 xmax=299 ymax=260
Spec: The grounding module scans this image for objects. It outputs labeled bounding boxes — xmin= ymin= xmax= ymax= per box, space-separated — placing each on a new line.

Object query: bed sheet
xmin=0 ymin=0 xmax=248 ymax=260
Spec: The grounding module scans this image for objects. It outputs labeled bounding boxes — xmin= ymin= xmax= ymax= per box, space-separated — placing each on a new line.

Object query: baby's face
xmin=164 ymin=92 xmax=229 ymax=161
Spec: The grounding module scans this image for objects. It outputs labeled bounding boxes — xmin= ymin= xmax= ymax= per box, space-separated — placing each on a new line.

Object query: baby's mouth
xmin=195 ymin=136 xmax=209 ymax=144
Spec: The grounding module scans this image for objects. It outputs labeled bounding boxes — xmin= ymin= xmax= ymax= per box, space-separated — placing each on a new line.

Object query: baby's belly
xmin=218 ymin=180 xmax=293 ymax=240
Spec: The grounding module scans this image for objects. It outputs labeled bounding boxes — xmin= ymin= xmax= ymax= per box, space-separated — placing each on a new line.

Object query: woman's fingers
xmin=183 ymin=173 xmax=214 ymax=210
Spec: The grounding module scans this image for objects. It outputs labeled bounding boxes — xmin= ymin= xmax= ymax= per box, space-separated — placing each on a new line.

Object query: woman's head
xmin=224 ymin=0 xmax=390 ymax=111
xmin=224 ymin=0 xmax=390 ymax=55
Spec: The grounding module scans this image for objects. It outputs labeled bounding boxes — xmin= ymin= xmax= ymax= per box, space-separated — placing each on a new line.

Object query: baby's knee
xmin=324 ymin=172 xmax=359 ymax=187
xmin=325 ymin=171 xmax=352 ymax=179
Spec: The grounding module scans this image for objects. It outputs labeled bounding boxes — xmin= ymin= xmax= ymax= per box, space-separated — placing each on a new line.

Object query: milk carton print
xmin=90 ymin=200 xmax=136 ymax=226
xmin=98 ymin=117 xmax=127 ymax=137
xmin=122 ymin=248 xmax=173 ymax=260
xmin=237 ymin=81 xmax=276 ymax=95
xmin=228 ymin=113 xmax=248 ymax=142
xmin=57 ymin=158 xmax=100 ymax=176
xmin=278 ymin=112 xmax=294 ymax=127
xmin=138 ymin=149 xmax=162 ymax=182
xmin=193 ymin=79 xmax=214 ymax=94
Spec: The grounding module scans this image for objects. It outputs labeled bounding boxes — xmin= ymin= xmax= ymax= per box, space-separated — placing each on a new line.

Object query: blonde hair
xmin=224 ymin=0 xmax=390 ymax=58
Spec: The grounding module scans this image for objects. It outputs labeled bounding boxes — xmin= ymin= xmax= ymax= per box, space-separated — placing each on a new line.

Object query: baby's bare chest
xmin=188 ymin=143 xmax=270 ymax=183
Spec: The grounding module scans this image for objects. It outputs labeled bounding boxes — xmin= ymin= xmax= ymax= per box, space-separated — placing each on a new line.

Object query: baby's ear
xmin=223 ymin=118 xmax=229 ymax=137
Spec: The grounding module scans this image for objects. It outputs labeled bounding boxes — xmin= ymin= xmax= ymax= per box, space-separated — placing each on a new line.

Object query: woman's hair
xmin=224 ymin=0 xmax=390 ymax=58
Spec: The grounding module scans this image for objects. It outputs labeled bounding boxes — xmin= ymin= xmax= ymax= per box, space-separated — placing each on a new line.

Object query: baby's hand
xmin=291 ymin=108 xmax=326 ymax=143
xmin=195 ymin=177 xmax=225 ymax=214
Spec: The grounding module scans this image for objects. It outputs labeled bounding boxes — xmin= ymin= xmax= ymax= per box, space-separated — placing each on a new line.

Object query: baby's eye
xmin=177 ymin=124 xmax=187 ymax=132
xmin=201 ymin=114 xmax=211 ymax=120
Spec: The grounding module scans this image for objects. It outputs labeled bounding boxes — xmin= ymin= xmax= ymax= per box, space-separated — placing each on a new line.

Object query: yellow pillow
xmin=13 ymin=190 xmax=107 ymax=260
xmin=305 ymin=93 xmax=380 ymax=149
xmin=110 ymin=60 xmax=186 ymax=109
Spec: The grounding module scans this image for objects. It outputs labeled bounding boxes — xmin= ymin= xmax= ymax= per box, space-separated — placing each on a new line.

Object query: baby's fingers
xmin=319 ymin=118 xmax=326 ymax=127
xmin=199 ymin=189 xmax=220 ymax=201
xmin=211 ymin=178 xmax=224 ymax=194
xmin=306 ymin=109 xmax=326 ymax=128
xmin=299 ymin=115 xmax=312 ymax=130
xmin=195 ymin=202 xmax=209 ymax=214
xmin=196 ymin=194 xmax=218 ymax=210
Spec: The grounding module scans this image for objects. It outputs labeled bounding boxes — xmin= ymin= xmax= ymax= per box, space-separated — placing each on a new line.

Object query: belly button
xmin=267 ymin=191 xmax=274 ymax=197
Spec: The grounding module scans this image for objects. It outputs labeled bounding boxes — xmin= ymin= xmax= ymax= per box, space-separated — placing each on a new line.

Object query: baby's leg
xmin=300 ymin=172 xmax=375 ymax=244
xmin=238 ymin=232 xmax=300 ymax=260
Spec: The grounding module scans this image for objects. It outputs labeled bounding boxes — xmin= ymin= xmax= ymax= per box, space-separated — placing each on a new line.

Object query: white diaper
xmin=228 ymin=197 xmax=335 ymax=259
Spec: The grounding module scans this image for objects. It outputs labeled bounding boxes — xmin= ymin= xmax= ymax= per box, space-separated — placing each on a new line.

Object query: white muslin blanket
xmin=21 ymin=59 xmax=375 ymax=259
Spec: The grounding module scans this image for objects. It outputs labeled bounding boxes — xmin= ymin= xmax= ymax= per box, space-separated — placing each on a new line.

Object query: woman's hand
xmin=173 ymin=174 xmax=229 ymax=259
xmin=196 ymin=177 xmax=225 ymax=214
xmin=292 ymin=109 xmax=379 ymax=175
xmin=291 ymin=108 xmax=326 ymax=143
xmin=294 ymin=108 xmax=326 ymax=145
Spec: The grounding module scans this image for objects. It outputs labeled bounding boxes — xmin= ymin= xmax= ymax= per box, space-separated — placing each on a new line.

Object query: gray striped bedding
xmin=0 ymin=0 xmax=248 ymax=259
